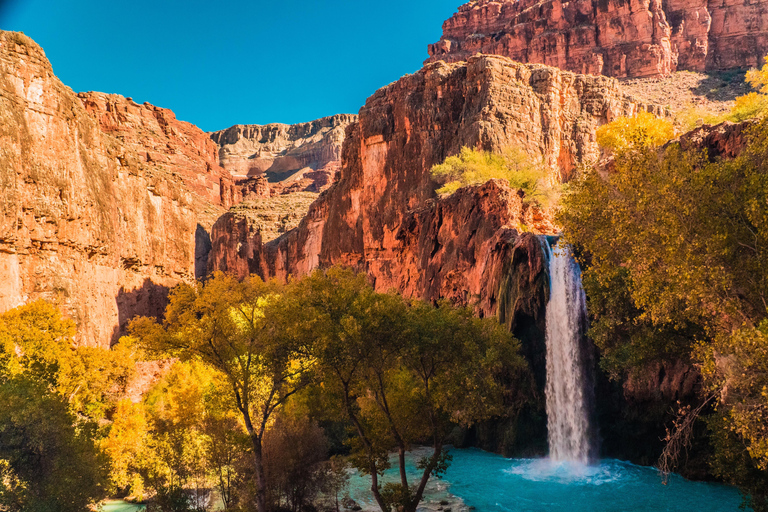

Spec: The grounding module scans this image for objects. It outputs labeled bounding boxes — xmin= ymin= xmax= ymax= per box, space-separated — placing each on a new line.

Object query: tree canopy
xmin=560 ymin=118 xmax=768 ymax=509
xmin=0 ymin=300 xmax=127 ymax=511
xmin=127 ymin=267 xmax=528 ymax=512
xmin=429 ymin=146 xmax=558 ymax=206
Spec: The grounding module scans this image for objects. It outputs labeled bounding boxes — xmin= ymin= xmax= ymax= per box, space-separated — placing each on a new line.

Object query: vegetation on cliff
xmin=560 ymin=116 xmax=768 ymax=509
xmin=430 ymin=147 xmax=558 ymax=207
xmin=595 ymin=112 xmax=675 ymax=155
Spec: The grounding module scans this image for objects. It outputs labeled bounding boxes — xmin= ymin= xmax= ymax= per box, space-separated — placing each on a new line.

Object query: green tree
xmin=129 ymin=272 xmax=315 ymax=512
xmin=293 ymin=268 xmax=526 ymax=512
xmin=0 ymin=300 xmax=126 ymax=510
xmin=559 ymin=118 xmax=768 ymax=507
xmin=0 ymin=375 xmax=108 ymax=512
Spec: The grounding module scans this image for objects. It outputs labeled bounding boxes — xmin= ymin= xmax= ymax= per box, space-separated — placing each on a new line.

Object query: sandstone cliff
xmin=209 ymin=55 xmax=660 ymax=320
xmin=0 ymin=31 xmax=233 ymax=347
xmin=427 ymin=0 xmax=768 ymax=78
xmin=78 ymin=91 xmax=240 ymax=226
xmin=209 ymin=115 xmax=356 ymax=194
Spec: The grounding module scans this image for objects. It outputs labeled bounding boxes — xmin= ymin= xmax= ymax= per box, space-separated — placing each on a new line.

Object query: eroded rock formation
xmin=427 ymin=0 xmax=768 ymax=78
xmin=209 ymin=55 xmax=659 ymax=317
xmin=209 ymin=115 xmax=357 ymax=194
xmin=78 ymin=91 xmax=240 ymax=225
xmin=0 ymin=31 xmax=234 ymax=347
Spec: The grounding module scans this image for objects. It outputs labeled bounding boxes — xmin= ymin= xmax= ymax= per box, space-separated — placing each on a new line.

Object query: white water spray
xmin=544 ymin=240 xmax=594 ymax=464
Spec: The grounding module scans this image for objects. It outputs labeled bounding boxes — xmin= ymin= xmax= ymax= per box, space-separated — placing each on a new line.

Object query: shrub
xmin=595 ymin=111 xmax=675 ymax=154
xmin=731 ymin=91 xmax=768 ymax=122
xmin=429 ymin=146 xmax=556 ymax=206
xmin=727 ymin=55 xmax=768 ymax=122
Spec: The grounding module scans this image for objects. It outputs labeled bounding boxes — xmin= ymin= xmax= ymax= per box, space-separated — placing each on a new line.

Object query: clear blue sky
xmin=0 ymin=0 xmax=459 ymax=131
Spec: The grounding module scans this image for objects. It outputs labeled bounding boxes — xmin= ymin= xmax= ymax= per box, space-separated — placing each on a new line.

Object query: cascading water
xmin=543 ymin=239 xmax=596 ymax=464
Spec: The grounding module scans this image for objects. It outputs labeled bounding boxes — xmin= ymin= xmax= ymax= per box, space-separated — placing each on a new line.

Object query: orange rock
xmin=208 ymin=55 xmax=658 ymax=321
xmin=427 ymin=0 xmax=768 ymax=78
xmin=209 ymin=115 xmax=356 ymax=194
xmin=0 ymin=31 xmax=234 ymax=347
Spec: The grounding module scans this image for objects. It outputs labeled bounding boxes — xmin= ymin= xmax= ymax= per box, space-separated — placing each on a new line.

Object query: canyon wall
xmin=0 ymin=31 xmax=233 ymax=347
xmin=209 ymin=55 xmax=660 ymax=318
xmin=426 ymin=0 xmax=768 ymax=78
xmin=209 ymin=115 xmax=357 ymax=194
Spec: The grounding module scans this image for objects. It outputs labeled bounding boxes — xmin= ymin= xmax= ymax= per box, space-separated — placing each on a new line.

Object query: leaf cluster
xmin=429 ymin=146 xmax=558 ymax=207
xmin=0 ymin=300 xmax=130 ymax=511
xmin=595 ymin=111 xmax=675 ymax=156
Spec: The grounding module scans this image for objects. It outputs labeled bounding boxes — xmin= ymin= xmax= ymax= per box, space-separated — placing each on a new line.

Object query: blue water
xmin=347 ymin=448 xmax=746 ymax=512
xmin=99 ymin=501 xmax=145 ymax=512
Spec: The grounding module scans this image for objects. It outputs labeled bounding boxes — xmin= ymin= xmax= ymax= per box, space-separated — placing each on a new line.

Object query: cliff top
xmin=209 ymin=114 xmax=357 ymax=139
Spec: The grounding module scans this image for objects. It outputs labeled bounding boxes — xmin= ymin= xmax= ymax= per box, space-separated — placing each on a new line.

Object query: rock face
xmin=209 ymin=55 xmax=659 ymax=317
xmin=427 ymin=0 xmax=768 ymax=78
xmin=675 ymin=118 xmax=754 ymax=159
xmin=209 ymin=115 xmax=357 ymax=194
xmin=0 ymin=31 xmax=234 ymax=347
xmin=78 ymin=91 xmax=240 ymax=226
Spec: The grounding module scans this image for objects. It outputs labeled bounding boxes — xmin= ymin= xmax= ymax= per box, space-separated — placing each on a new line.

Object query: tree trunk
xmin=342 ymin=387 xmax=388 ymax=512
xmin=398 ymin=446 xmax=408 ymax=490
xmin=251 ymin=434 xmax=268 ymax=512
xmin=239 ymin=401 xmax=268 ymax=512
xmin=406 ymin=443 xmax=443 ymax=512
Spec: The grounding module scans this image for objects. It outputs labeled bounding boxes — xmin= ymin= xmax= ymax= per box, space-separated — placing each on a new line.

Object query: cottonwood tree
xmin=292 ymin=268 xmax=526 ymax=512
xmin=130 ymin=272 xmax=315 ymax=512
xmin=559 ymin=118 xmax=768 ymax=509
xmin=0 ymin=300 xmax=122 ymax=511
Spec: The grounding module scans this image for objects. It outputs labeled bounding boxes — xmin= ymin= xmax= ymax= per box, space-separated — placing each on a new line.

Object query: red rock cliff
xmin=0 ymin=31 xmax=234 ymax=347
xmin=208 ymin=55 xmax=659 ymax=317
xmin=427 ymin=0 xmax=768 ymax=78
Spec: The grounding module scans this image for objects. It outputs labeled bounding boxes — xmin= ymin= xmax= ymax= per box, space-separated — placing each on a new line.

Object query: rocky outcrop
xmin=78 ymin=91 xmax=240 ymax=226
xmin=209 ymin=55 xmax=659 ymax=316
xmin=675 ymin=118 xmax=754 ymax=159
xmin=209 ymin=115 xmax=357 ymax=194
xmin=426 ymin=0 xmax=768 ymax=78
xmin=0 ymin=31 xmax=234 ymax=347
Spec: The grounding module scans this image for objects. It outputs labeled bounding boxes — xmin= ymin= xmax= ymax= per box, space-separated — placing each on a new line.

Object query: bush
xmin=429 ymin=147 xmax=556 ymax=206
xmin=726 ymin=55 xmax=768 ymax=122
xmin=731 ymin=92 xmax=768 ymax=122
xmin=595 ymin=111 xmax=675 ymax=154
xmin=263 ymin=414 xmax=329 ymax=512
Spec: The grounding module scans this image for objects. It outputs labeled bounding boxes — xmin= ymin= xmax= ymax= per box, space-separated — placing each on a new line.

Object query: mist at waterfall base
xmin=347 ymin=241 xmax=745 ymax=511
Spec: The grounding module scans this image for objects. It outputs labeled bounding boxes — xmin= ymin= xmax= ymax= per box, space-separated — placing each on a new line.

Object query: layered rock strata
xmin=209 ymin=115 xmax=357 ymax=194
xmin=209 ymin=55 xmax=659 ymax=317
xmin=0 ymin=31 xmax=234 ymax=347
xmin=427 ymin=0 xmax=768 ymax=78
xmin=78 ymin=91 xmax=240 ymax=226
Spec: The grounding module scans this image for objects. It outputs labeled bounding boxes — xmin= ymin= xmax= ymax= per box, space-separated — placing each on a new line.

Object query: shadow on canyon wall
xmin=110 ymin=278 xmax=170 ymax=346
xmin=195 ymin=224 xmax=212 ymax=280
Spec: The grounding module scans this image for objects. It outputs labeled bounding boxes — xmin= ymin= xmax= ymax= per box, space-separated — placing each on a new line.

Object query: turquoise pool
xmin=346 ymin=448 xmax=746 ymax=512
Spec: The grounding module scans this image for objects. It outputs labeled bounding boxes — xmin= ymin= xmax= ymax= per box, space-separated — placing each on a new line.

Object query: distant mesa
xmin=427 ymin=0 xmax=768 ymax=78
xmin=209 ymin=115 xmax=357 ymax=196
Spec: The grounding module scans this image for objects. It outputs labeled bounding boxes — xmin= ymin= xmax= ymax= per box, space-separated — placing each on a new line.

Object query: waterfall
xmin=543 ymin=239 xmax=596 ymax=464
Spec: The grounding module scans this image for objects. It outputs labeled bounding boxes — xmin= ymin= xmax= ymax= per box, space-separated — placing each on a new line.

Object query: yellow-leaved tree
xmin=0 ymin=300 xmax=136 ymax=511
xmin=595 ymin=111 xmax=675 ymax=155
xmin=429 ymin=146 xmax=558 ymax=206
xmin=129 ymin=272 xmax=316 ymax=512
xmin=731 ymin=56 xmax=768 ymax=121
